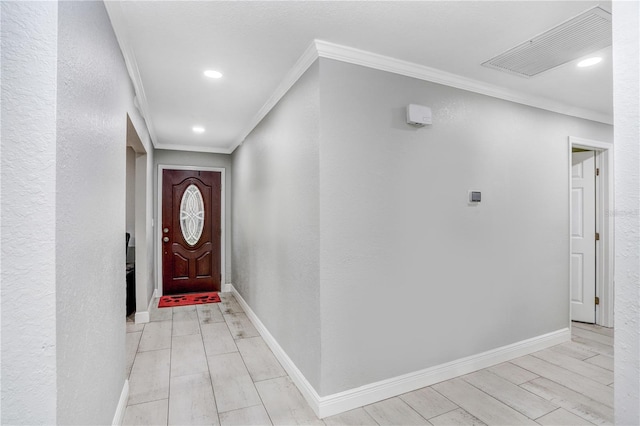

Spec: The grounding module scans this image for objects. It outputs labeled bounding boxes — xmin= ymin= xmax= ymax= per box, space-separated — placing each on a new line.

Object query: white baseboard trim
xmin=111 ymin=379 xmax=129 ymax=426
xmin=316 ymin=327 xmax=570 ymax=418
xmin=229 ymin=284 xmax=570 ymax=418
xmin=228 ymin=284 xmax=323 ymax=415
xmin=134 ymin=289 xmax=157 ymax=324
xmin=222 ymin=283 xmax=232 ymax=293
xmin=134 ymin=311 xmax=149 ymax=324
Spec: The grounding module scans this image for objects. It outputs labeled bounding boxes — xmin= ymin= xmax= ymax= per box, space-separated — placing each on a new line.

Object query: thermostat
xmin=469 ymin=191 xmax=481 ymax=202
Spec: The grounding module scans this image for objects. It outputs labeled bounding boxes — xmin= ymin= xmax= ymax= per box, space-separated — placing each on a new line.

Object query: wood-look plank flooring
xmin=125 ymin=298 xmax=613 ymax=425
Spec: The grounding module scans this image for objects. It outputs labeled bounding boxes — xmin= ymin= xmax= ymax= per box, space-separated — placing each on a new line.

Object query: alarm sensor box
xmin=406 ymin=104 xmax=432 ymax=126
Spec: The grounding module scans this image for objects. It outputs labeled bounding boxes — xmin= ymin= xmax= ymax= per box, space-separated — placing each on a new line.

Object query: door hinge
xmin=595 ymin=296 xmax=600 ymax=305
xmin=596 ymin=168 xmax=600 ymax=176
xmin=595 ymin=232 xmax=600 ymax=241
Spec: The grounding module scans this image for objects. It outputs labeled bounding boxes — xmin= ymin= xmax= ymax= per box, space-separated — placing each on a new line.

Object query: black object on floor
xmin=126 ymin=264 xmax=136 ymax=317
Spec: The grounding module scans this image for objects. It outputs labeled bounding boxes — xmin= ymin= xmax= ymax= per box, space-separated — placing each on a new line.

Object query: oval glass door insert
xmin=180 ymin=184 xmax=205 ymax=246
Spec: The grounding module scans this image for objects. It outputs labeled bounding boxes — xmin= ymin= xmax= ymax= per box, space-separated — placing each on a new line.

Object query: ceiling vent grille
xmin=482 ymin=6 xmax=611 ymax=78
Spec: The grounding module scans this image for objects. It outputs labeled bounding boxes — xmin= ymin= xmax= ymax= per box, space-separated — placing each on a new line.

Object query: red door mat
xmin=158 ymin=292 xmax=221 ymax=308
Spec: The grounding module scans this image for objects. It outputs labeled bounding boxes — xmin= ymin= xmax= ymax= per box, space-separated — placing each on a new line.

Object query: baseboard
xmin=134 ymin=289 xmax=156 ymax=324
xmin=111 ymin=379 xmax=129 ymax=425
xmin=315 ymin=327 xmax=570 ymax=418
xmin=134 ymin=311 xmax=149 ymax=324
xmin=229 ymin=284 xmax=570 ymax=418
xmin=222 ymin=283 xmax=232 ymax=293
xmin=228 ymin=285 xmax=323 ymax=415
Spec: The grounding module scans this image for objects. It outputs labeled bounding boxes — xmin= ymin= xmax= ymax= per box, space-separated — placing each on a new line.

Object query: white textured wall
xmin=318 ymin=59 xmax=613 ymax=395
xmin=613 ymin=1 xmax=640 ymax=424
xmin=1 ymin=3 xmax=58 ymax=423
xmin=154 ymin=149 xmax=232 ymax=284
xmin=231 ymin=62 xmax=321 ymax=388
xmin=56 ymin=2 xmax=135 ymax=423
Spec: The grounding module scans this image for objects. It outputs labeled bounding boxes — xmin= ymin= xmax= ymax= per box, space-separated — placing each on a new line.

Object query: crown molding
xmin=229 ymin=39 xmax=610 ymax=155
xmin=314 ymin=40 xmax=612 ymax=126
xmin=107 ymin=25 xmax=611 ymax=155
xmin=154 ymin=142 xmax=234 ymax=155
xmin=229 ymin=40 xmax=320 ymax=153
xmin=104 ymin=2 xmax=161 ymax=148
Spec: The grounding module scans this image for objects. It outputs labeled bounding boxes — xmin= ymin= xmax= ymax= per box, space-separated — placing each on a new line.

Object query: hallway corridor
xmin=124 ymin=294 xmax=613 ymax=425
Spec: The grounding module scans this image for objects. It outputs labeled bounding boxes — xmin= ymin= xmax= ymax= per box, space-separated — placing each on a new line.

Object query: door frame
xmin=157 ymin=165 xmax=226 ymax=297
xmin=568 ymin=136 xmax=614 ymax=327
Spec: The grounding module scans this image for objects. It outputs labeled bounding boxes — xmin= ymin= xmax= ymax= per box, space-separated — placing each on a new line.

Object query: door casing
xmin=157 ymin=164 xmax=226 ymax=296
xmin=570 ymin=150 xmax=597 ymax=323
xmin=568 ymin=136 xmax=614 ymax=327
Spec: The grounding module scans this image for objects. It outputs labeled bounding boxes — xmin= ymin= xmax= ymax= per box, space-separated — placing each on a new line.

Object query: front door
xmin=162 ymin=169 xmax=221 ymax=295
xmin=571 ymin=151 xmax=596 ymax=323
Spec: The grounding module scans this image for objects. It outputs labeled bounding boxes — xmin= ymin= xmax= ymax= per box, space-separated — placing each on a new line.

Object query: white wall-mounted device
xmin=406 ymin=104 xmax=432 ymax=126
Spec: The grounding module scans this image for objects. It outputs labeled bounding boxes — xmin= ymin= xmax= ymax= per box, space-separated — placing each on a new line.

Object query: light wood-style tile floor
xmin=124 ymin=294 xmax=613 ymax=425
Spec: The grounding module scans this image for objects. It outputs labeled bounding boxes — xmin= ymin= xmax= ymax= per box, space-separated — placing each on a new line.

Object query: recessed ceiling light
xmin=192 ymin=126 xmax=205 ymax=134
xmin=577 ymin=57 xmax=602 ymax=67
xmin=203 ymin=70 xmax=223 ymax=79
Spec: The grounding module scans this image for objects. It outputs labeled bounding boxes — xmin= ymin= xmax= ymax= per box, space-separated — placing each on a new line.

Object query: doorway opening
xmin=157 ymin=165 xmax=226 ymax=296
xmin=126 ymin=114 xmax=150 ymax=323
xmin=569 ymin=136 xmax=613 ymax=328
xmin=125 ymin=146 xmax=136 ymax=316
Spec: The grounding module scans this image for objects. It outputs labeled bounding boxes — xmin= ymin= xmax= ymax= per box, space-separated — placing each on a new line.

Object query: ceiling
xmin=106 ymin=1 xmax=613 ymax=154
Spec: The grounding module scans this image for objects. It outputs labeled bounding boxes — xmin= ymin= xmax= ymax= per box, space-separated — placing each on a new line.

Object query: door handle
xmin=163 ymin=237 xmax=169 ymax=243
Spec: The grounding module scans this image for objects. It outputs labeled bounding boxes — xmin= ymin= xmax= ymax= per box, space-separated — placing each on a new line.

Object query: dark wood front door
xmin=162 ymin=169 xmax=221 ymax=295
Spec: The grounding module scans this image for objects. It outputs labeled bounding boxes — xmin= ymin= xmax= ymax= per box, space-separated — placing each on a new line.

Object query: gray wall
xmin=231 ymin=61 xmax=321 ymax=389
xmin=2 ymin=2 xmax=148 ymax=422
xmin=154 ymin=149 xmax=233 ymax=286
xmin=317 ymin=58 xmax=613 ymax=395
xmin=229 ymin=56 xmax=613 ymax=398
xmin=1 ymin=3 xmax=59 ymax=423
xmin=55 ymin=2 xmax=136 ymax=423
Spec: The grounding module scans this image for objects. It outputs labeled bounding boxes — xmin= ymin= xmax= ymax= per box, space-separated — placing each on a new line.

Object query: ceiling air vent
xmin=482 ymin=6 xmax=611 ymax=78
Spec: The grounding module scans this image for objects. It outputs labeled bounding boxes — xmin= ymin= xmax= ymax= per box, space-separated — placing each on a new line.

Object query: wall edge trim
xmin=140 ymin=38 xmax=612 ymax=155
xmin=134 ymin=289 xmax=156 ymax=324
xmin=111 ymin=379 xmax=129 ymax=426
xmin=228 ymin=284 xmax=324 ymax=416
xmin=229 ymin=284 xmax=569 ymax=418
xmin=230 ymin=40 xmax=320 ymax=152
xmin=103 ymin=2 xmax=160 ymax=147
xmin=223 ymin=39 xmax=610 ymax=156
xmin=315 ymin=327 xmax=570 ymax=418
xmin=154 ymin=142 xmax=234 ymax=155
xmin=314 ymin=40 xmax=612 ymax=126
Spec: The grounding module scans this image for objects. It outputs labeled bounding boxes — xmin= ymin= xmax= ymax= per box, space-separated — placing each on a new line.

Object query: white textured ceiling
xmin=106 ymin=1 xmax=613 ymax=154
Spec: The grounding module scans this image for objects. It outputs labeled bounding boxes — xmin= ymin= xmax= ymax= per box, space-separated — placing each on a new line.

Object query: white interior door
xmin=571 ymin=151 xmax=596 ymax=323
